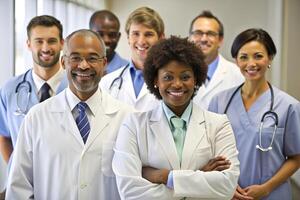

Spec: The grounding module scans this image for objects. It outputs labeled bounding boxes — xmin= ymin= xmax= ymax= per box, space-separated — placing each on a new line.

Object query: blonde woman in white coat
xmin=112 ymin=36 xmax=240 ymax=200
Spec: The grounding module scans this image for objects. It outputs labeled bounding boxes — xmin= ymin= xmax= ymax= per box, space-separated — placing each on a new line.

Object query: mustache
xmin=71 ymin=69 xmax=96 ymax=76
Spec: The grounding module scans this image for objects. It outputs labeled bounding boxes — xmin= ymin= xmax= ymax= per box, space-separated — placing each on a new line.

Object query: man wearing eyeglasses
xmin=89 ymin=10 xmax=128 ymax=74
xmin=6 ymin=29 xmax=133 ymax=199
xmin=189 ymin=10 xmax=244 ymax=109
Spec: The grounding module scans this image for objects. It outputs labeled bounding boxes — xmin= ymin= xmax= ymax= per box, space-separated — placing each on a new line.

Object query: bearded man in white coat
xmin=189 ymin=10 xmax=244 ymax=109
xmin=6 ymin=29 xmax=133 ymax=200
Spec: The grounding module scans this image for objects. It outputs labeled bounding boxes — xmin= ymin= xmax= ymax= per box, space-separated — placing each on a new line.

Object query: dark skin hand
xmin=142 ymin=156 xmax=231 ymax=184
xmin=200 ymin=156 xmax=231 ymax=172
xmin=142 ymin=167 xmax=170 ymax=184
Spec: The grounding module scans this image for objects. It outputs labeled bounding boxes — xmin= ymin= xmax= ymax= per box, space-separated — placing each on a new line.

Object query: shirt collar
xmin=207 ymin=55 xmax=219 ymax=80
xmin=162 ymin=101 xmax=193 ymax=129
xmin=32 ymin=67 xmax=64 ymax=95
xmin=129 ymin=60 xmax=143 ymax=77
xmin=66 ymin=87 xmax=101 ymax=117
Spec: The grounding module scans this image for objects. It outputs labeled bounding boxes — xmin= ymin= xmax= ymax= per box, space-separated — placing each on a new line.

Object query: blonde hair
xmin=125 ymin=7 xmax=164 ymax=37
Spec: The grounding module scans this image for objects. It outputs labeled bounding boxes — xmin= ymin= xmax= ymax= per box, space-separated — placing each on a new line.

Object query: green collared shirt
xmin=162 ymin=101 xmax=193 ymax=137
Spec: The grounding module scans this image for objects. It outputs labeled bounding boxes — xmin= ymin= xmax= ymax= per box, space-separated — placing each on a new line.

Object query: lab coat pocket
xmin=194 ymin=145 xmax=213 ymax=169
xmin=101 ymin=141 xmax=116 ymax=177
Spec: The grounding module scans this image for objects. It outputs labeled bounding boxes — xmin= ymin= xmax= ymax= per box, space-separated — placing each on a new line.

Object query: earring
xmin=268 ymin=64 xmax=271 ymax=69
xmin=154 ymin=85 xmax=157 ymax=88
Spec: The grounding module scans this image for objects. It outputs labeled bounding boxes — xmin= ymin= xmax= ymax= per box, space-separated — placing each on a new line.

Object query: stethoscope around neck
xmin=224 ymin=82 xmax=279 ymax=152
xmin=14 ymin=69 xmax=32 ymax=116
xmin=109 ymin=63 xmax=130 ymax=92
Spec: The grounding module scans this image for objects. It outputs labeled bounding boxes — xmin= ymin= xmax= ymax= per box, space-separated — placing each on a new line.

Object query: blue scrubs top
xmin=208 ymin=85 xmax=300 ymax=200
xmin=106 ymin=52 xmax=128 ymax=74
xmin=0 ymin=69 xmax=68 ymax=148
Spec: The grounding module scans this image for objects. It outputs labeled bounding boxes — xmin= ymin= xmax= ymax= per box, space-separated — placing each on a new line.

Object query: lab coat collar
xmin=181 ymin=103 xmax=206 ymax=169
xmin=150 ymin=105 xmax=180 ymax=169
xmin=149 ymin=103 xmax=206 ymax=169
xmin=48 ymin=88 xmax=122 ymax=115
xmin=46 ymin=89 xmax=121 ymax=148
xmin=198 ymin=54 xmax=228 ymax=98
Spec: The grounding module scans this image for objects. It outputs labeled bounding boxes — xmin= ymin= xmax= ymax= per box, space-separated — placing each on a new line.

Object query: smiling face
xmin=236 ymin=40 xmax=271 ymax=83
xmin=62 ymin=33 xmax=107 ymax=100
xmin=189 ymin=17 xmax=223 ymax=64
xmin=155 ymin=61 xmax=196 ymax=116
xmin=91 ymin=17 xmax=120 ymax=62
xmin=128 ymin=23 xmax=160 ymax=69
xmin=27 ymin=25 xmax=63 ymax=69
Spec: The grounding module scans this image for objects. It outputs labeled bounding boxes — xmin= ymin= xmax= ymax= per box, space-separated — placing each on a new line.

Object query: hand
xmin=200 ymin=156 xmax=231 ymax=172
xmin=244 ymin=184 xmax=269 ymax=200
xmin=142 ymin=166 xmax=169 ymax=185
xmin=231 ymin=185 xmax=254 ymax=200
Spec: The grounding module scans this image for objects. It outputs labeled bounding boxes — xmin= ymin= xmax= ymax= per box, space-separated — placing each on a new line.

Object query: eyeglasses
xmin=65 ymin=55 xmax=105 ymax=66
xmin=190 ymin=30 xmax=219 ymax=39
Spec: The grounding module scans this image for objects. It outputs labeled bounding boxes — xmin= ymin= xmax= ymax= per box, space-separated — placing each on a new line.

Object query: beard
xmin=33 ymin=51 xmax=61 ymax=68
xmin=70 ymin=70 xmax=101 ymax=94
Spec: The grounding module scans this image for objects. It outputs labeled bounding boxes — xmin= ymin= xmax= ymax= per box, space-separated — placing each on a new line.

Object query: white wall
xmin=107 ymin=0 xmax=300 ymax=99
xmin=282 ymin=0 xmax=300 ymax=100
xmin=110 ymin=0 xmax=280 ymax=59
xmin=0 ymin=1 xmax=14 ymax=87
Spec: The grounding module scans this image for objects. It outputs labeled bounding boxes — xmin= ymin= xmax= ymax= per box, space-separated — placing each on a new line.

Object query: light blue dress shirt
xmin=129 ymin=62 xmax=144 ymax=97
xmin=207 ymin=56 xmax=219 ymax=82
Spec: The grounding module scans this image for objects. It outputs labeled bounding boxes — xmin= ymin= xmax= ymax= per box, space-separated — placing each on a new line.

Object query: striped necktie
xmin=75 ymin=102 xmax=90 ymax=144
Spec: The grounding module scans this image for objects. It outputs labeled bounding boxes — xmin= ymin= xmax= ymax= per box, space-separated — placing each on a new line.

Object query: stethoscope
xmin=109 ymin=63 xmax=130 ymax=92
xmin=14 ymin=69 xmax=32 ymax=116
xmin=224 ymin=82 xmax=279 ymax=152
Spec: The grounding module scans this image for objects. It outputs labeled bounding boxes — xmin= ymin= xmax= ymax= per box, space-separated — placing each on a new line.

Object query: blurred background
xmin=0 ymin=0 xmax=299 ymax=100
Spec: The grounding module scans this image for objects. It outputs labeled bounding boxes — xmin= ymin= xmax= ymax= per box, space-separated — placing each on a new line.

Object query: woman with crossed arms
xmin=112 ymin=36 xmax=240 ymax=199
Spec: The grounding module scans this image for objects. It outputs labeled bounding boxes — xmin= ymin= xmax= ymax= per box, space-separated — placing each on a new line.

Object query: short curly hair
xmin=144 ymin=36 xmax=207 ymax=100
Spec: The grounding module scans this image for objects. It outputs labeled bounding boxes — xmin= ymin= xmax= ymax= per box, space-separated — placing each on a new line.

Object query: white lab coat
xmin=291 ymin=170 xmax=300 ymax=200
xmin=194 ymin=55 xmax=244 ymax=109
xmin=0 ymin=154 xmax=7 ymax=192
xmin=6 ymin=89 xmax=133 ymax=200
xmin=100 ymin=64 xmax=160 ymax=112
xmin=112 ymin=103 xmax=240 ymax=200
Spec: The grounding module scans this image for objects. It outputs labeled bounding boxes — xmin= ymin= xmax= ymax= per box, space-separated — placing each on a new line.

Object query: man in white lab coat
xmin=100 ymin=7 xmax=164 ymax=111
xmin=6 ymin=29 xmax=132 ymax=200
xmin=189 ymin=10 xmax=244 ymax=109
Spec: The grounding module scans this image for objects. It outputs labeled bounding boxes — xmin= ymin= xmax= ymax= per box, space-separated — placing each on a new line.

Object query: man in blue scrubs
xmin=89 ymin=10 xmax=128 ymax=74
xmin=0 ymin=15 xmax=67 ymax=165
